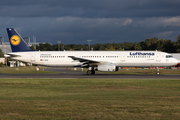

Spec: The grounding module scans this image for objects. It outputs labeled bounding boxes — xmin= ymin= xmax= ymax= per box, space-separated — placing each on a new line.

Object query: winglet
xmin=6 ymin=28 xmax=33 ymax=52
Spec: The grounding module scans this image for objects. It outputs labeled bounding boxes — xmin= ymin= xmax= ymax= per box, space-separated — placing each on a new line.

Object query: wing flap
xmin=68 ymin=56 xmax=100 ymax=64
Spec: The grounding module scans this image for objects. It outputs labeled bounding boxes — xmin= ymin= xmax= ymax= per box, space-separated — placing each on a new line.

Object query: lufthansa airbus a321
xmin=5 ymin=28 xmax=178 ymax=75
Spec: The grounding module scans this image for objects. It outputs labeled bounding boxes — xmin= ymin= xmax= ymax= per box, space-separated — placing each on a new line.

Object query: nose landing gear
xmin=156 ymin=67 xmax=160 ymax=75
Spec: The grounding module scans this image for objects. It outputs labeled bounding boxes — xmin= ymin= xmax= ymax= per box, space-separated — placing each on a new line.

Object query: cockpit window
xmin=166 ymin=55 xmax=173 ymax=58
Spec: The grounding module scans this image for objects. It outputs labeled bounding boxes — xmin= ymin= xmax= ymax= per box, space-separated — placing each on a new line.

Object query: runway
xmin=0 ymin=67 xmax=180 ymax=79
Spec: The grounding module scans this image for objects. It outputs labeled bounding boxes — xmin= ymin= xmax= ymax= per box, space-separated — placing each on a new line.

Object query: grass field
xmin=0 ymin=78 xmax=180 ymax=119
xmin=0 ymin=66 xmax=58 ymax=74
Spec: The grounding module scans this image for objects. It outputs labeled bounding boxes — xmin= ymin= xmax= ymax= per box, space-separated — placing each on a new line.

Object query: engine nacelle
xmin=98 ymin=63 xmax=118 ymax=72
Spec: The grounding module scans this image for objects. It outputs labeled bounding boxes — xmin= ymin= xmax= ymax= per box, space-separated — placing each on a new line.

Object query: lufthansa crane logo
xmin=10 ymin=35 xmax=21 ymax=46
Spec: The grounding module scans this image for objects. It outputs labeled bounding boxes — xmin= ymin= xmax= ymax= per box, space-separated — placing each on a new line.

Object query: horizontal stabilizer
xmin=5 ymin=53 xmax=21 ymax=57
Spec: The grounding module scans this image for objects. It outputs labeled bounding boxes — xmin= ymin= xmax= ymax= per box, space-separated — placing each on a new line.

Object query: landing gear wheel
xmin=87 ymin=70 xmax=92 ymax=75
xmin=87 ymin=70 xmax=95 ymax=75
xmin=92 ymin=70 xmax=95 ymax=75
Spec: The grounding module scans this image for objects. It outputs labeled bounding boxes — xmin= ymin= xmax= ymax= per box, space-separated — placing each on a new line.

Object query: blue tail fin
xmin=6 ymin=28 xmax=33 ymax=52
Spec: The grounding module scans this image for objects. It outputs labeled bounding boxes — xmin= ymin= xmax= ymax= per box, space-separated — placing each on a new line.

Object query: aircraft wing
xmin=68 ymin=56 xmax=100 ymax=64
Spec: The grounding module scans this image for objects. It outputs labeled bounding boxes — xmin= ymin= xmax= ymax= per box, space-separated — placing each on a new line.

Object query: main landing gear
xmin=87 ymin=70 xmax=95 ymax=75
xmin=87 ymin=67 xmax=95 ymax=75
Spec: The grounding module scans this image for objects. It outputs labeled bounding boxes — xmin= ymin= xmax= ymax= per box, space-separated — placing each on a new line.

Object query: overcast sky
xmin=0 ymin=0 xmax=180 ymax=45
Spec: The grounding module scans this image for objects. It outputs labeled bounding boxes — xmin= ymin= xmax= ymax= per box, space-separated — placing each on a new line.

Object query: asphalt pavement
xmin=0 ymin=67 xmax=180 ymax=79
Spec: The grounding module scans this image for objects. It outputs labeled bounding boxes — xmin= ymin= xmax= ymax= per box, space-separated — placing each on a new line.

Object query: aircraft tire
xmin=87 ymin=70 xmax=95 ymax=75
xmin=87 ymin=70 xmax=92 ymax=75
xmin=92 ymin=70 xmax=95 ymax=75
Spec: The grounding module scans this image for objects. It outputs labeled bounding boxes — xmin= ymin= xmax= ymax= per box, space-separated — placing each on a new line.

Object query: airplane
xmin=5 ymin=28 xmax=179 ymax=75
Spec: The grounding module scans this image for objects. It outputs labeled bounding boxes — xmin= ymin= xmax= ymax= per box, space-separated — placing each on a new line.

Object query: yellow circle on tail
xmin=10 ymin=35 xmax=21 ymax=46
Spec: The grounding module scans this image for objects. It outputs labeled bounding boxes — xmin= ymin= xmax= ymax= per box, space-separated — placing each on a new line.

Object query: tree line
xmin=32 ymin=35 xmax=180 ymax=53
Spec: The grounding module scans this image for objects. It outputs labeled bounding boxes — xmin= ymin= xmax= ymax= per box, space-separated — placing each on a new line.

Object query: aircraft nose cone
xmin=174 ymin=58 xmax=179 ymax=64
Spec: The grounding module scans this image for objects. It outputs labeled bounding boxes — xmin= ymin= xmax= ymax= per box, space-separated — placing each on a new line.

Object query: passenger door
xmin=31 ymin=53 xmax=36 ymax=62
xmin=121 ymin=54 xmax=125 ymax=62
xmin=156 ymin=53 xmax=161 ymax=62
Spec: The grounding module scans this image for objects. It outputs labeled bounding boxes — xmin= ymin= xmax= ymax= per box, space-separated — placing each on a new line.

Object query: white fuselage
xmin=10 ymin=51 xmax=178 ymax=67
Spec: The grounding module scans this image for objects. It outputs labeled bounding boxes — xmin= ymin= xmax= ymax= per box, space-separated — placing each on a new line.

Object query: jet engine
xmin=98 ymin=63 xmax=118 ymax=72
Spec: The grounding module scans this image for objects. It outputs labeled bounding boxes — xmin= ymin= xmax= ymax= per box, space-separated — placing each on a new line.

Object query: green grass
xmin=0 ymin=66 xmax=58 ymax=74
xmin=0 ymin=78 xmax=180 ymax=119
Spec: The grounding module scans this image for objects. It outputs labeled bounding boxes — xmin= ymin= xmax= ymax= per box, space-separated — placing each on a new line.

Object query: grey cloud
xmin=1 ymin=16 xmax=179 ymax=45
xmin=0 ymin=0 xmax=180 ymax=45
xmin=0 ymin=0 xmax=180 ymax=18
